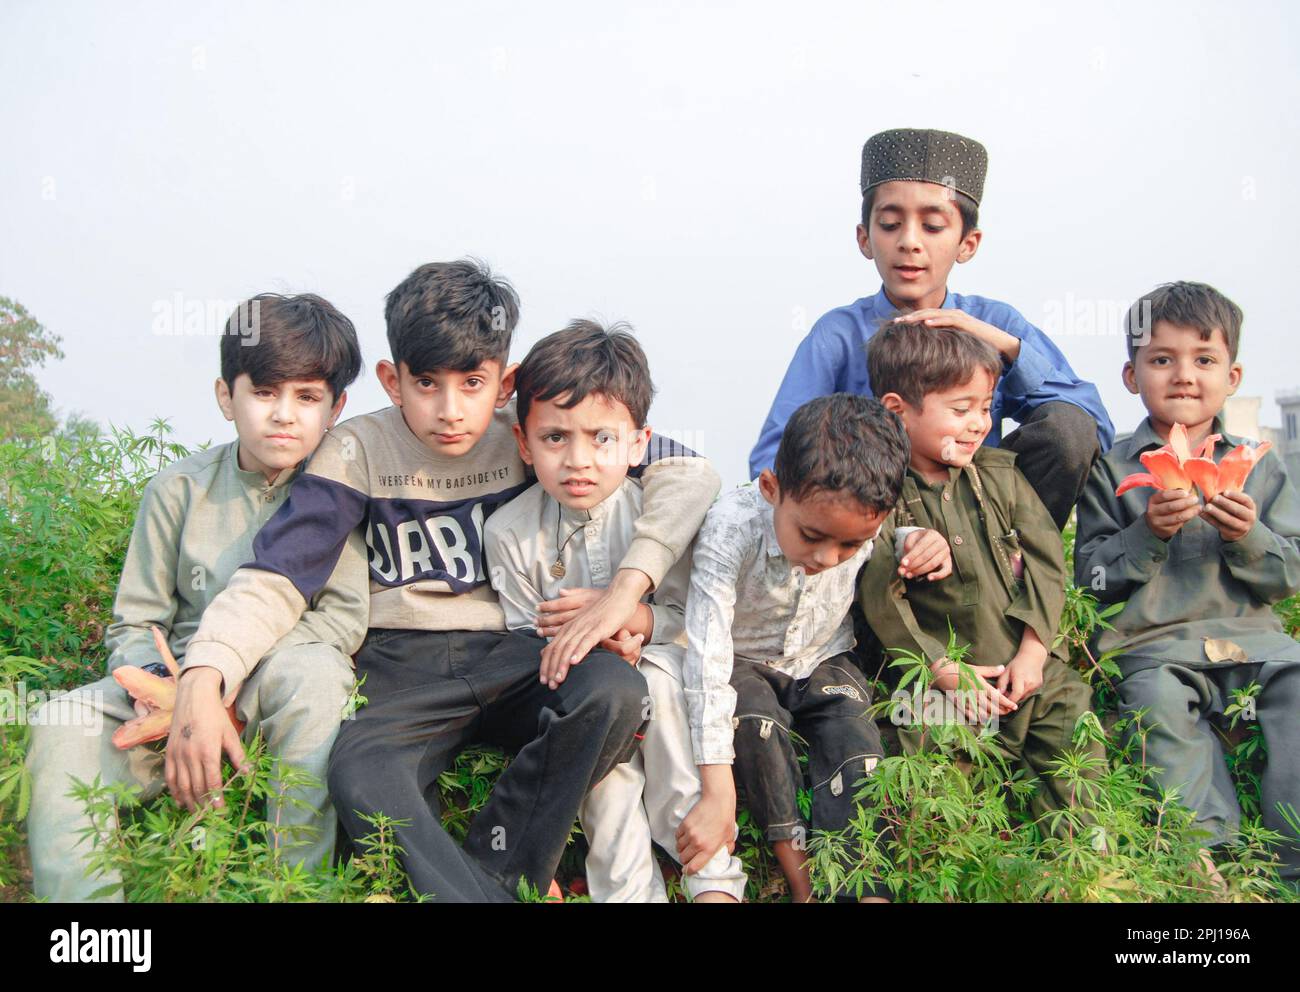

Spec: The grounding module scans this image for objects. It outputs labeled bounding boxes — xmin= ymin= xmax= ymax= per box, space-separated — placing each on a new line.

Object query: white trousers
xmin=578 ymin=645 xmax=747 ymax=902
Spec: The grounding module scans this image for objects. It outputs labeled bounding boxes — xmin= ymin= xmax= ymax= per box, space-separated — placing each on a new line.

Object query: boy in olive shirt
xmin=1075 ymin=281 xmax=1300 ymax=880
xmin=26 ymin=294 xmax=369 ymax=901
xmin=858 ymin=320 xmax=1102 ymax=824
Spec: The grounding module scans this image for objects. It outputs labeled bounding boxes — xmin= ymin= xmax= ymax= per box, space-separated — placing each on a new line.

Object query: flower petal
xmin=1139 ymin=449 xmax=1192 ymax=490
xmin=113 ymin=666 xmax=177 ymax=711
xmin=1195 ymin=433 xmax=1223 ymax=460
xmin=112 ymin=708 xmax=173 ymax=749
xmin=1168 ymin=422 xmax=1192 ymax=464
xmin=1217 ymin=441 xmax=1273 ymax=493
xmin=1183 ymin=458 xmax=1220 ymax=503
xmin=1116 ymin=472 xmax=1164 ymax=496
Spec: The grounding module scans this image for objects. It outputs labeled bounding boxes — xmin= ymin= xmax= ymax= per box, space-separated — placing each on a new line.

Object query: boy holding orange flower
xmin=1075 ymin=281 xmax=1300 ymax=882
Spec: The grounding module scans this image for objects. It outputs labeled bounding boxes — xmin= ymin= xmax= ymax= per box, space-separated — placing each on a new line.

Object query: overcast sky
xmin=3 ymin=1 xmax=1297 ymax=486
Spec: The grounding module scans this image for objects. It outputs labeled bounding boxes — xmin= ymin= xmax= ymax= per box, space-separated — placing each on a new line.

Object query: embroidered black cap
xmin=860 ymin=128 xmax=988 ymax=206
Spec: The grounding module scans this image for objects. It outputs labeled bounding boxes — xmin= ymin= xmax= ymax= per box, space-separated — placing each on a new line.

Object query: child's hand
xmin=1144 ymin=488 xmax=1201 ymax=540
xmin=535 ymin=587 xmax=605 ymax=637
xmin=677 ymin=783 xmax=737 ymax=874
xmin=930 ymin=660 xmax=1016 ymax=720
xmin=1201 ymin=490 xmax=1257 ymax=543
xmin=599 ymin=628 xmax=644 ymax=665
xmin=996 ymin=651 xmax=1045 ymax=705
xmin=164 ymin=668 xmax=247 ymax=811
xmin=538 ymin=572 xmax=647 ymax=689
xmin=896 ymin=309 xmax=1019 ymax=362
xmin=899 ymin=528 xmax=953 ymax=581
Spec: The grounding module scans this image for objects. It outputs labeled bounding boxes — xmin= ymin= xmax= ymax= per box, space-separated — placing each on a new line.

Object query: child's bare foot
xmin=1197 ymin=848 xmax=1229 ymax=900
xmin=773 ymin=839 xmax=814 ymax=902
xmin=859 ymin=896 xmax=890 ymax=903
xmin=694 ymin=890 xmax=740 ymax=903
xmin=546 ymin=878 xmax=564 ymax=902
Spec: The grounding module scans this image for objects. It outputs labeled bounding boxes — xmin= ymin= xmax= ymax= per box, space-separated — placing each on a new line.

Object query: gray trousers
xmin=1118 ymin=659 xmax=1300 ymax=879
xmin=26 ymin=642 xmax=355 ymax=901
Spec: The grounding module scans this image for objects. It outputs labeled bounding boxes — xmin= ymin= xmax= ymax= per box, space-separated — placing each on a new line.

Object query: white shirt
xmin=683 ymin=485 xmax=915 ymax=764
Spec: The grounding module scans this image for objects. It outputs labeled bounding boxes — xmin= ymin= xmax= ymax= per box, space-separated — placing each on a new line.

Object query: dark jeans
xmin=730 ymin=653 xmax=890 ymax=898
xmin=1001 ymin=400 xmax=1101 ymax=530
xmin=328 ymin=628 xmax=648 ymax=902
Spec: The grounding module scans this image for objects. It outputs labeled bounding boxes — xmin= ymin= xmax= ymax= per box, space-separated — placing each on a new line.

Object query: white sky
xmin=3 ymin=0 xmax=1297 ymax=486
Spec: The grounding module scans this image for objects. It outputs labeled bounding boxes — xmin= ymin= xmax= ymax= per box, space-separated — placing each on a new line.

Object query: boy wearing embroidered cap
xmin=751 ymin=127 xmax=1114 ymax=529
xmin=1075 ymin=281 xmax=1300 ymax=882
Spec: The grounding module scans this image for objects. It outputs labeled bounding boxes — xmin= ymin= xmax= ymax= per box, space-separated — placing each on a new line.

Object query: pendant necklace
xmin=551 ymin=511 xmax=591 ymax=579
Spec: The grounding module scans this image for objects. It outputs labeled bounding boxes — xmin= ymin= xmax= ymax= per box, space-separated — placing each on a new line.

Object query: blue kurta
xmin=749 ymin=286 xmax=1115 ymax=479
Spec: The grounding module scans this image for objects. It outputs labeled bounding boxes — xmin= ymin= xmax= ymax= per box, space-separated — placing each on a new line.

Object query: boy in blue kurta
xmin=751 ymin=128 xmax=1114 ymax=528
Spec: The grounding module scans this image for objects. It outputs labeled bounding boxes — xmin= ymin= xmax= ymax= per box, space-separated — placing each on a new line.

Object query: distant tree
xmin=0 ymin=296 xmax=63 ymax=441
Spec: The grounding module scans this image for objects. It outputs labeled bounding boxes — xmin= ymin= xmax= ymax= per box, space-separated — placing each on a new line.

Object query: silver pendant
xmin=550 ymin=561 xmax=566 ymax=579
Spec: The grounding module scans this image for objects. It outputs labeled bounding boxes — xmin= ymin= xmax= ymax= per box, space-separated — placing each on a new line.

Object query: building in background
xmin=1277 ymin=389 xmax=1300 ymax=482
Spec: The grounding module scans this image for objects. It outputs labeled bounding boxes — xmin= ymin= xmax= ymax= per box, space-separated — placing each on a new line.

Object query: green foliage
xmin=64 ymin=738 xmax=423 ymax=903
xmin=0 ymin=297 xmax=63 ymax=442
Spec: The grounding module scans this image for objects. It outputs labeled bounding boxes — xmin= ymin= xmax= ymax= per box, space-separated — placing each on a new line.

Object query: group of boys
xmin=27 ymin=128 xmax=1300 ymax=902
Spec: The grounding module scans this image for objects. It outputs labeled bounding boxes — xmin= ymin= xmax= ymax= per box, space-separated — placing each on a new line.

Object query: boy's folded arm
xmin=286 ymin=528 xmax=372 ymax=658
xmin=1073 ymin=462 xmax=1168 ymax=603
xmin=749 ymin=320 xmax=848 ymax=478
xmin=183 ymin=472 xmax=369 ymax=705
xmin=992 ymin=307 xmax=1116 ymax=450
xmin=856 ymin=540 xmax=949 ymax=668
xmin=624 ymin=442 xmax=721 ymax=591
xmin=683 ymin=525 xmax=743 ymax=766
xmin=1218 ymin=456 xmax=1300 ymax=604
xmin=1003 ymin=470 xmax=1069 ymax=648
xmin=104 ymin=474 xmax=185 ymax=674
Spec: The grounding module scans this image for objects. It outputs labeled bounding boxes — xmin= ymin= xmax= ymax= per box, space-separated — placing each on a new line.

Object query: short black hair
xmin=773 ymin=393 xmax=910 ymax=513
xmin=861 ymin=185 xmax=979 ymax=238
xmin=1124 ymin=280 xmax=1243 ymax=362
xmin=383 ymin=258 xmax=520 ymax=374
xmin=866 ymin=319 xmax=1003 ymax=409
xmin=514 ymin=319 xmax=654 ymax=430
xmin=219 ymin=293 xmax=362 ymax=403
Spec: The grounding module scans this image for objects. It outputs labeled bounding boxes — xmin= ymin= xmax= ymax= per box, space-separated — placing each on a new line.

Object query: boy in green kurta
xmin=25 ymin=294 xmax=370 ymax=900
xmin=858 ymin=320 xmax=1102 ymax=824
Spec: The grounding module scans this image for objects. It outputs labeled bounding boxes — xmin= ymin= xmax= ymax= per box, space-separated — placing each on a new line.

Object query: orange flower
xmin=112 ymin=626 xmax=245 ymax=750
xmin=1115 ymin=422 xmax=1271 ymax=501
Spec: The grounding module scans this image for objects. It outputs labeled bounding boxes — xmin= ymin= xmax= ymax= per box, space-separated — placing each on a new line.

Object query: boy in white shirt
xmin=485 ymin=320 xmax=747 ymax=902
xmin=679 ymin=393 xmax=950 ymax=901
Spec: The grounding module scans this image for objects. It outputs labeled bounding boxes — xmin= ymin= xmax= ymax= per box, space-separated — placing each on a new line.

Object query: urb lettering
xmin=367 ymin=503 xmax=486 ymax=584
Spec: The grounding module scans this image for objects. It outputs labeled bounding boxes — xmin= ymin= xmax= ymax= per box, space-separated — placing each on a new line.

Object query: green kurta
xmin=858 ymin=446 xmax=1100 ymax=820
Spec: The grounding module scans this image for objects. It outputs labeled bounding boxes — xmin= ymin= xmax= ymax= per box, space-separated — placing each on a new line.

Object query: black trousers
xmin=328 ymin=628 xmax=648 ymax=902
xmin=1001 ymin=400 xmax=1101 ymax=530
xmin=730 ymin=653 xmax=890 ymax=898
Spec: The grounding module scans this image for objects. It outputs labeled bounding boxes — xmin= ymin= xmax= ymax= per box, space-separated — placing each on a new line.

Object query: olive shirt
xmin=858 ymin=446 xmax=1069 ymax=673
xmin=1074 ymin=416 xmax=1300 ymax=677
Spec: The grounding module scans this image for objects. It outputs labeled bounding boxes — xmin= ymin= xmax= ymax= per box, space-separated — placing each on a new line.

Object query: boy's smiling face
xmin=215 ymin=374 xmax=346 ymax=482
xmin=378 ymin=358 xmax=517 ymax=458
xmin=857 ymin=180 xmax=981 ymax=311
xmin=882 ymin=368 xmax=996 ymax=483
xmin=1123 ymin=320 xmax=1242 ymax=442
xmin=758 ymin=471 xmax=887 ymax=577
xmin=514 ymin=392 xmax=650 ymax=511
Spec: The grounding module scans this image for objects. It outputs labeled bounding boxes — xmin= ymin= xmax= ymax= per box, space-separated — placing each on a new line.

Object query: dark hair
xmin=861 ymin=185 xmax=979 ymax=238
xmin=1124 ymin=281 xmax=1242 ymax=362
xmin=383 ymin=258 xmax=520 ymax=374
xmin=514 ymin=319 xmax=654 ymax=429
xmin=773 ymin=393 xmax=910 ymax=513
xmin=219 ymin=293 xmax=362 ymax=402
xmin=866 ymin=319 xmax=1002 ymax=409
